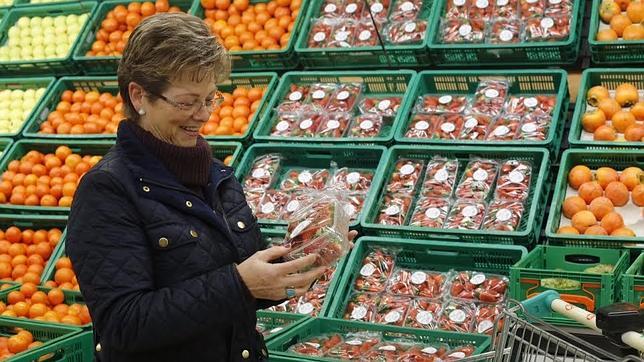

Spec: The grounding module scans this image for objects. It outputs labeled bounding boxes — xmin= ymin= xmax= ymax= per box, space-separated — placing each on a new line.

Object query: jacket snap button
xmin=96 ymin=343 xmax=102 ymax=352
xmin=142 ymin=186 xmax=150 ymax=192
xmin=185 ymin=201 xmax=193 ymax=208
xmin=262 ymin=348 xmax=267 ymax=357
xmin=242 ymin=350 xmax=249 ymax=359
xmin=237 ymin=221 xmax=246 ymax=229
xmin=189 ymin=230 xmax=198 ymax=238
xmin=158 ymin=237 xmax=169 ymax=248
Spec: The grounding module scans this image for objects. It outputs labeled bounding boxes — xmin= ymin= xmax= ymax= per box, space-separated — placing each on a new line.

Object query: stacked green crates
xmin=622 ymin=253 xmax=644 ymax=308
xmin=394 ymin=70 xmax=569 ymax=160
xmin=360 ymin=145 xmax=550 ymax=246
xmin=293 ymin=0 xmax=434 ymax=69
xmin=254 ymin=70 xmax=416 ymax=144
xmin=588 ymin=0 xmax=644 ymax=64
xmin=0 ymin=2 xmax=97 ymax=75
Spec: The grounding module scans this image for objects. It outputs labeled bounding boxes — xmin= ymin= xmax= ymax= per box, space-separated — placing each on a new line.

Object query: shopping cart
xmin=462 ymin=290 xmax=644 ymax=362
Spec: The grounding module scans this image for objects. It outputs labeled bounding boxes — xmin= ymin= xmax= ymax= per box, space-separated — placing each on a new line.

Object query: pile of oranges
xmin=0 ymin=146 xmax=102 ymax=207
xmin=200 ymin=0 xmax=301 ymax=51
xmin=200 ymin=86 xmax=265 ymax=136
xmin=39 ymin=90 xmax=124 ymax=135
xmin=86 ymin=0 xmax=183 ymax=57
xmin=0 ymin=285 xmax=91 ymax=326
xmin=42 ymin=257 xmax=79 ymax=292
xmin=0 ymin=329 xmax=44 ymax=359
xmin=582 ymin=82 xmax=644 ymax=142
xmin=0 ymin=226 xmax=61 ymax=284
xmin=558 ymin=165 xmax=643 ymax=237
xmin=597 ymin=0 xmax=644 ymax=41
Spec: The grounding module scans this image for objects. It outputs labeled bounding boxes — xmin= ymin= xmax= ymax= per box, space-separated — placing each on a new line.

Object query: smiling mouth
xmin=180 ymin=126 xmax=200 ymax=136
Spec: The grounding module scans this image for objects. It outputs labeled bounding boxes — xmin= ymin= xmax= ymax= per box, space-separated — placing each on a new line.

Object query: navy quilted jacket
xmin=65 ymin=124 xmax=269 ymax=361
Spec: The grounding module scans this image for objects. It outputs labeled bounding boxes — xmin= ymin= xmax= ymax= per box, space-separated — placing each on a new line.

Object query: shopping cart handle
xmin=521 ymin=290 xmax=561 ymax=318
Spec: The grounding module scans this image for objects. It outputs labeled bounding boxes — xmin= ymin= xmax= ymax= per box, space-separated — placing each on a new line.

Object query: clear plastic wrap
xmin=525 ymin=15 xmax=570 ymax=41
xmin=469 ymin=0 xmax=495 ymax=19
xmin=437 ymin=301 xmax=476 ymax=333
xmin=362 ymin=1 xmax=391 ymax=22
xmin=486 ymin=114 xmax=521 ymax=141
xmin=415 ymin=94 xmax=469 ymax=114
xmin=495 ymin=0 xmax=519 ymax=17
xmin=308 ymin=18 xmax=334 ymax=48
xmin=344 ymin=292 xmax=380 ymax=321
xmin=489 ymin=18 xmax=522 ymax=43
xmin=495 ymin=159 xmax=532 ymax=201
xmin=328 ymin=82 xmax=363 ymax=112
xmin=296 ymin=285 xmax=328 ymax=316
xmin=459 ymin=114 xmax=492 ymax=140
xmin=469 ymin=80 xmax=509 ymax=117
xmin=432 ymin=113 xmax=465 ymax=140
xmin=332 ymin=168 xmax=374 ymax=192
xmin=353 ymin=21 xmax=380 ymax=47
xmin=320 ymin=0 xmax=344 ymax=18
xmin=281 ymin=193 xmax=314 ymax=220
xmin=386 ymin=20 xmax=428 ymax=44
xmin=288 ymin=333 xmax=343 ymax=357
xmin=280 ymin=168 xmax=330 ymax=191
xmin=404 ymin=113 xmax=438 ymax=139
xmin=244 ymin=190 xmax=263 ymax=213
xmin=354 ymin=248 xmax=396 ymax=292
xmin=445 ymin=0 xmax=470 ymax=18
xmin=306 ymin=83 xmax=337 ymax=109
xmin=279 ymin=84 xmax=310 ymax=113
xmin=243 ymin=154 xmax=281 ymax=191
xmin=270 ymin=113 xmax=300 ymax=137
xmin=327 ymin=332 xmax=381 ymax=360
xmin=316 ymin=112 xmax=352 ymax=138
xmin=545 ymin=0 xmax=573 ymax=16
xmin=445 ymin=199 xmax=487 ymax=230
xmin=455 ymin=159 xmax=499 ymax=200
xmin=342 ymin=1 xmax=365 ymax=19
xmin=441 ymin=18 xmax=486 ymax=43
xmin=359 ymin=96 xmax=403 ymax=117
xmin=361 ymin=341 xmax=411 ymax=361
xmin=517 ymin=113 xmax=551 ymax=141
xmin=255 ymin=190 xmax=291 ymax=220
xmin=483 ymin=200 xmax=524 ymax=231
xmin=374 ymin=294 xmax=411 ymax=326
xmin=268 ymin=297 xmax=300 ymax=313
xmin=390 ymin=0 xmax=424 ymax=21
xmin=377 ymin=193 xmax=414 ymax=225
xmin=329 ymin=20 xmax=358 ymax=48
xmin=388 ymin=268 xmax=447 ymax=298
xmin=520 ymin=0 xmax=546 ymax=18
xmin=503 ymin=95 xmax=557 ymax=115
xmin=475 ymin=303 xmax=503 ymax=335
xmin=409 ymin=197 xmax=451 ymax=229
xmin=398 ymin=343 xmax=450 ymax=361
xmin=404 ymin=298 xmax=443 ymax=329
xmin=292 ymin=113 xmax=324 ymax=137
xmin=443 ymin=345 xmax=477 ymax=360
xmin=386 ymin=158 xmax=425 ymax=194
xmin=348 ymin=113 xmax=384 ymax=138
xmin=448 ymin=270 xmax=509 ymax=303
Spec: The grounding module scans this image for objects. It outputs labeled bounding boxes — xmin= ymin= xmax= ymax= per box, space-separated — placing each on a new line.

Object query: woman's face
xmin=131 ymin=75 xmax=217 ymax=147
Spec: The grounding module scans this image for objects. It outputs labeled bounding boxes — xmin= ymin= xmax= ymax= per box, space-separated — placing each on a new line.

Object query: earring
xmin=138 ymin=109 xmax=146 ymax=116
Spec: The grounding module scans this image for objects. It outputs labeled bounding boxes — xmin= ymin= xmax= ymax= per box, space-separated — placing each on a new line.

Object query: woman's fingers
xmin=277 ymin=253 xmax=317 ymax=275
xmin=257 ymin=245 xmax=291 ymax=262
xmin=281 ymin=266 xmax=327 ymax=289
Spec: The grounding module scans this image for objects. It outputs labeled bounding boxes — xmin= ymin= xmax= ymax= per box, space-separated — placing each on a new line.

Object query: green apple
xmin=43 ymin=33 xmax=56 ymax=45
xmin=54 ymin=16 xmax=66 ymax=27
xmin=31 ymin=35 xmax=43 ymax=47
xmin=55 ymin=26 xmax=66 ymax=35
xmin=66 ymin=14 xmax=78 ymax=25
xmin=33 ymin=48 xmax=45 ymax=60
xmin=29 ymin=26 xmax=42 ymax=37
xmin=17 ymin=17 xmax=30 ymax=28
xmin=78 ymin=14 xmax=89 ymax=24
xmin=42 ymin=17 xmax=54 ymax=28
xmin=36 ymin=88 xmax=46 ymax=98
xmin=8 ymin=27 xmax=20 ymax=38
xmin=20 ymin=47 xmax=32 ymax=58
xmin=10 ymin=89 xmax=23 ymax=100
xmin=30 ymin=16 xmax=42 ymax=27
xmin=44 ymin=44 xmax=56 ymax=57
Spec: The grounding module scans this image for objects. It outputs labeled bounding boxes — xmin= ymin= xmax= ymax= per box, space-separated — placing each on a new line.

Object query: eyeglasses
xmin=147 ymin=90 xmax=224 ymax=114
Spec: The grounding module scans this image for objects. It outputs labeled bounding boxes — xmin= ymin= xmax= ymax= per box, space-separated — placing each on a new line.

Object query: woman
xmin=66 ymin=13 xmax=349 ymax=362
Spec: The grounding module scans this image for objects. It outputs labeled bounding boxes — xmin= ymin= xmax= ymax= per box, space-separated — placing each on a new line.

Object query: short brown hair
xmin=117 ymin=13 xmax=231 ymax=121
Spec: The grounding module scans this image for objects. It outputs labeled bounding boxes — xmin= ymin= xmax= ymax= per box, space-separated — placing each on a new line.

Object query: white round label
xmin=300 ymin=119 xmax=313 ymax=130
xmin=346 ymin=339 xmax=363 ymax=346
xmin=324 ymin=3 xmax=337 ymax=13
xmin=416 ymin=311 xmax=433 ymax=325
xmin=286 ymin=200 xmax=300 ymax=212
xmin=290 ymin=219 xmax=312 ymax=238
xmin=384 ymin=310 xmax=401 ymax=323
xmin=351 ymin=306 xmax=368 ymax=320
xmin=541 ymin=17 xmax=554 ymax=29
xmin=359 ymin=30 xmax=372 ymax=41
xmin=449 ymin=309 xmax=467 ymax=323
xmin=327 ymin=120 xmax=340 ymax=130
xmin=473 ymin=169 xmax=488 ymax=181
xmin=371 ymin=3 xmax=384 ymax=12
xmin=337 ymin=91 xmax=350 ymax=100
xmin=298 ymin=171 xmax=312 ymax=183
xmin=470 ymin=273 xmax=486 ymax=285
xmin=476 ymin=0 xmax=489 ymax=8
xmin=345 ymin=3 xmax=358 ymax=13
xmin=509 ymin=170 xmax=525 ymax=183
xmin=305 ymin=341 xmax=321 ymax=349
xmin=344 ymin=203 xmax=357 ymax=216
xmin=360 ymin=263 xmax=376 ymax=277
xmin=527 ymin=0 xmax=537 ymax=3
xmin=252 ymin=168 xmax=266 ymax=178
xmin=435 ymin=168 xmax=449 ymax=181
xmin=347 ymin=172 xmax=361 ymax=184
xmin=400 ymin=164 xmax=415 ymax=175
xmin=335 ymin=31 xmax=349 ymax=41
xmin=298 ymin=302 xmax=314 ymax=315
xmin=313 ymin=32 xmax=326 ymax=42
xmin=385 ymin=205 xmax=401 ymax=215
xmin=312 ymin=90 xmax=325 ymax=99
xmin=378 ymin=99 xmax=391 ymax=111
xmin=485 ymin=89 xmax=500 ymax=98
xmin=360 ymin=120 xmax=374 ymax=130
xmin=289 ymin=91 xmax=303 ymax=101
xmin=459 ymin=24 xmax=472 ymax=36
xmin=261 ymin=202 xmax=275 ymax=214
xmin=549 ymin=0 xmax=561 ymax=4
xmin=522 ymin=123 xmax=538 ymax=133
xmin=439 ymin=95 xmax=453 ymax=104
xmin=465 ymin=117 xmax=479 ymax=129
xmin=499 ymin=30 xmax=514 ymax=42
xmin=405 ymin=22 xmax=417 ymax=33
xmin=441 ymin=122 xmax=456 ymax=133
xmin=422 ymin=346 xmax=438 ymax=354
xmin=496 ymin=208 xmax=512 ymax=221
xmin=379 ymin=345 xmax=397 ymax=352
xmin=453 ymin=0 xmax=466 ymax=5
xmin=497 ymin=0 xmax=509 ymax=5
xmin=425 ymin=207 xmax=441 ymax=219
xmin=276 ymin=121 xmax=290 ymax=132
xmin=411 ymin=271 xmax=427 ymax=284
xmin=415 ymin=121 xmax=430 ymax=131
xmin=449 ymin=352 xmax=467 ymax=359
xmin=524 ymin=97 xmax=538 ymax=108
xmin=462 ymin=205 xmax=479 ymax=217
xmin=494 ymin=125 xmax=510 ymax=136
xmin=478 ymin=319 xmax=494 ymax=333
xmin=270 ymin=327 xmax=284 ymax=334
xmin=401 ymin=1 xmax=414 ymax=11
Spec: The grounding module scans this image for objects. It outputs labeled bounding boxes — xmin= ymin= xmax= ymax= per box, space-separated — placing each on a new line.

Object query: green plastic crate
xmin=588 ymin=0 xmax=644 ymax=64
xmin=510 ymin=245 xmax=630 ymax=326
xmin=293 ymin=0 xmax=433 ymax=69
xmin=0 ymin=2 xmax=97 ymax=75
xmin=193 ymin=0 xmax=309 ymax=71
xmin=14 ymin=0 xmax=81 ymax=6
xmin=0 ymin=319 xmax=92 ymax=362
xmin=266 ymin=317 xmax=491 ymax=361
xmin=0 ymin=10 xmax=8 ymax=31
xmin=622 ymin=252 xmax=644 ymax=308
xmin=569 ymin=69 xmax=644 ymax=149
xmin=360 ymin=145 xmax=550 ymax=246
xmin=203 ymin=72 xmax=279 ymax=144
xmin=0 ymin=285 xmax=91 ymax=328
xmin=394 ymin=70 xmax=569 ymax=158
xmin=0 ymin=3 xmax=12 ymax=10
xmin=545 ymin=149 xmax=644 ymax=248
xmin=0 ymin=139 xmax=114 ymax=215
xmin=427 ymin=0 xmax=585 ymax=66
xmin=0 ymin=77 xmax=56 ymax=139
xmin=72 ymin=0 xmax=198 ymax=75
xmin=254 ymin=70 xmax=416 ymax=144
xmin=327 ymin=236 xmax=526 ymax=325
xmin=234 ymin=143 xmax=388 ymax=230
xmin=22 ymin=76 xmax=118 ymax=139
xmin=0 ymin=137 xmax=13 ymax=156
xmin=256 ymin=311 xmax=309 ymax=342
xmin=209 ymin=141 xmax=243 ymax=168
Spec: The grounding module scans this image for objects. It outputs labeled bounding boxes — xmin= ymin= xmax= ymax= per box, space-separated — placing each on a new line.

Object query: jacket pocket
xmin=145 ymin=221 xmax=199 ymax=270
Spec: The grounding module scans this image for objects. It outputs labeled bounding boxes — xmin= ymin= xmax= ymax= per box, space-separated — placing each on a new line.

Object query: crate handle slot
xmin=426 ymin=250 xmax=459 ymax=257
xmin=564 ymin=254 xmax=600 ymax=264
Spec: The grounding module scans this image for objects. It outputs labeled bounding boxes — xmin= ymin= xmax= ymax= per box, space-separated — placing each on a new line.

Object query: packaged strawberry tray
xmin=354 ymin=248 xmax=396 ymax=293
xmin=242 ymin=154 xmax=282 ymax=191
xmin=448 ymin=270 xmax=509 ymax=304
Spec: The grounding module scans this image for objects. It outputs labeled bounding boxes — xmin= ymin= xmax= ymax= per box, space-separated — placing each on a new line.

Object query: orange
xmin=61 ymin=315 xmax=82 ymax=326
xmin=612 ymin=227 xmax=637 ymax=237
xmin=610 ymin=14 xmax=632 ymax=36
xmin=28 ymin=303 xmax=47 ymax=319
xmin=141 ymin=2 xmax=156 ymax=17
xmin=631 ymin=183 xmax=644 ymax=206
xmin=600 ymin=211 xmax=624 ymax=233
xmin=7 ymin=336 xmax=28 ymax=354
xmin=582 ymin=110 xmax=607 ymax=132
xmin=624 ymin=124 xmax=644 ymax=141
xmin=615 ymin=83 xmax=639 ymax=107
xmin=215 ymin=0 xmax=231 ymax=9
xmin=55 ymin=257 xmax=72 ymax=270
xmin=596 ymin=28 xmax=618 ymax=41
xmin=595 ymin=167 xmax=619 ymax=188
xmin=558 ymin=225 xmax=581 ymax=234
xmin=620 ymin=167 xmax=642 ymax=190
xmin=126 ymin=12 xmax=142 ymax=28
xmin=631 ymin=102 xmax=644 ymax=120
xmin=578 ymin=181 xmax=603 ymax=204
xmin=562 ymin=196 xmax=587 ymax=219
xmin=604 ymin=181 xmax=630 ymax=206
xmin=571 ymin=210 xmax=597 ymax=233
xmin=627 ymin=0 xmax=644 ymax=22
xmin=55 ymin=268 xmax=74 ymax=284
xmin=598 ymin=98 xmax=621 ymax=119
xmin=594 ymin=125 xmax=617 ymax=141
xmin=623 ymin=23 xmax=644 ymax=40
xmin=13 ymin=301 xmax=29 ymax=317
xmin=568 ymin=165 xmax=593 ymax=189
xmin=585 ymin=225 xmax=608 ymax=235
xmin=48 ymin=288 xmax=65 ymax=306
